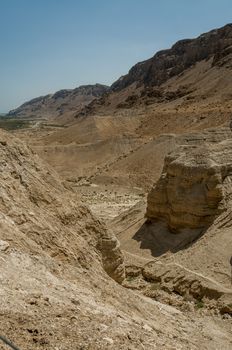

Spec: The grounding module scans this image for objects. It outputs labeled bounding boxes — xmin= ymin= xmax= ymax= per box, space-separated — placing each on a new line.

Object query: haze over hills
xmin=8 ymin=83 xmax=109 ymax=123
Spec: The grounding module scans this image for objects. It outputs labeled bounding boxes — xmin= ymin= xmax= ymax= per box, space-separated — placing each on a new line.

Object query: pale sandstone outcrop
xmin=142 ymin=261 xmax=232 ymax=314
xmin=0 ymin=129 xmax=124 ymax=283
xmin=146 ymin=138 xmax=232 ymax=231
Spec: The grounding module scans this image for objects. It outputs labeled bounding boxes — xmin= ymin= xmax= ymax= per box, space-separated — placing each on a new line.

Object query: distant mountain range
xmin=7 ymin=23 xmax=232 ymax=123
xmin=7 ymin=84 xmax=109 ymax=122
xmin=81 ymin=23 xmax=232 ymax=115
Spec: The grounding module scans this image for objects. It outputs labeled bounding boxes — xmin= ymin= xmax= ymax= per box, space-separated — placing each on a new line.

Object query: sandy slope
xmin=2 ymin=24 xmax=232 ymax=349
xmin=1 ymin=129 xmax=231 ymax=349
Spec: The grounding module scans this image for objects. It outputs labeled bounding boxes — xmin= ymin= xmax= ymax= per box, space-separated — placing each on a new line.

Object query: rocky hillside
xmin=3 ymin=130 xmax=232 ymax=349
xmin=8 ymin=84 xmax=109 ymax=122
xmin=0 ymin=128 xmax=124 ymax=282
xmin=2 ymin=22 xmax=232 ymax=349
xmin=112 ymin=134 xmax=232 ymax=318
xmin=12 ymin=24 xmax=232 ymax=198
xmin=79 ymin=23 xmax=232 ymax=115
xmin=9 ymin=24 xmax=232 ymax=123
xmin=112 ymin=24 xmax=232 ymax=91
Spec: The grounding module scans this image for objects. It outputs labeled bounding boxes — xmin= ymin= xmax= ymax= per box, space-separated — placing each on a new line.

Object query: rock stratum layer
xmin=112 ymin=23 xmax=232 ymax=91
xmin=77 ymin=23 xmax=232 ymax=117
xmin=146 ymin=139 xmax=232 ymax=231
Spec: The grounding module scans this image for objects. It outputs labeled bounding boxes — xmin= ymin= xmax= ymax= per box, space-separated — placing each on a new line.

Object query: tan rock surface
xmin=142 ymin=261 xmax=232 ymax=313
xmin=1 ymin=130 xmax=231 ymax=349
xmin=2 ymin=22 xmax=232 ymax=349
xmin=146 ymin=138 xmax=232 ymax=231
xmin=0 ymin=129 xmax=124 ymax=283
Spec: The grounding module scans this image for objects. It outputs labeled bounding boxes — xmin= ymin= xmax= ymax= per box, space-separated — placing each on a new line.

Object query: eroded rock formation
xmin=0 ymin=129 xmax=124 ymax=283
xmin=146 ymin=138 xmax=232 ymax=231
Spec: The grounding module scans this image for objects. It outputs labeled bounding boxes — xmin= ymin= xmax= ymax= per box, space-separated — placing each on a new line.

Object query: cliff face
xmin=146 ymin=138 xmax=232 ymax=231
xmin=75 ymin=23 xmax=232 ymax=117
xmin=112 ymin=24 xmax=232 ymax=91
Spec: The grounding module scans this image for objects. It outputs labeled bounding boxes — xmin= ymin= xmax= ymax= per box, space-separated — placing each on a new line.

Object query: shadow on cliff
xmin=132 ymin=219 xmax=206 ymax=257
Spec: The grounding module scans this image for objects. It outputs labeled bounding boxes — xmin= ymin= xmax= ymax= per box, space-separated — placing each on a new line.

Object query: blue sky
xmin=1 ymin=0 xmax=232 ymax=112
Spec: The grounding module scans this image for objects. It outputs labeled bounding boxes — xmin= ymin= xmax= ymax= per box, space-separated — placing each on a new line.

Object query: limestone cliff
xmin=146 ymin=138 xmax=232 ymax=231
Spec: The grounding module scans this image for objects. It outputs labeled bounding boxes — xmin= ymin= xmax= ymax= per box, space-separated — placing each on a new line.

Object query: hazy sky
xmin=1 ymin=0 xmax=232 ymax=112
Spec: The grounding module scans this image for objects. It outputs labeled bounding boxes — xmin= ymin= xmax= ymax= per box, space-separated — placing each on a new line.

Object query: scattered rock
xmin=0 ymin=240 xmax=9 ymax=251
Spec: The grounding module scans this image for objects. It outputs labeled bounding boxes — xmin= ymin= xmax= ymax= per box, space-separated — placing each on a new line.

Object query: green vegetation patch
xmin=195 ymin=299 xmax=205 ymax=309
xmin=0 ymin=118 xmax=30 ymax=130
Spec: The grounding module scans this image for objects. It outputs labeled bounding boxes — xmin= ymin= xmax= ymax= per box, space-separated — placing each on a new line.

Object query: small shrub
xmin=126 ymin=275 xmax=136 ymax=282
xmin=195 ymin=300 xmax=204 ymax=309
xmin=150 ymin=282 xmax=161 ymax=290
xmin=0 ymin=118 xmax=30 ymax=130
